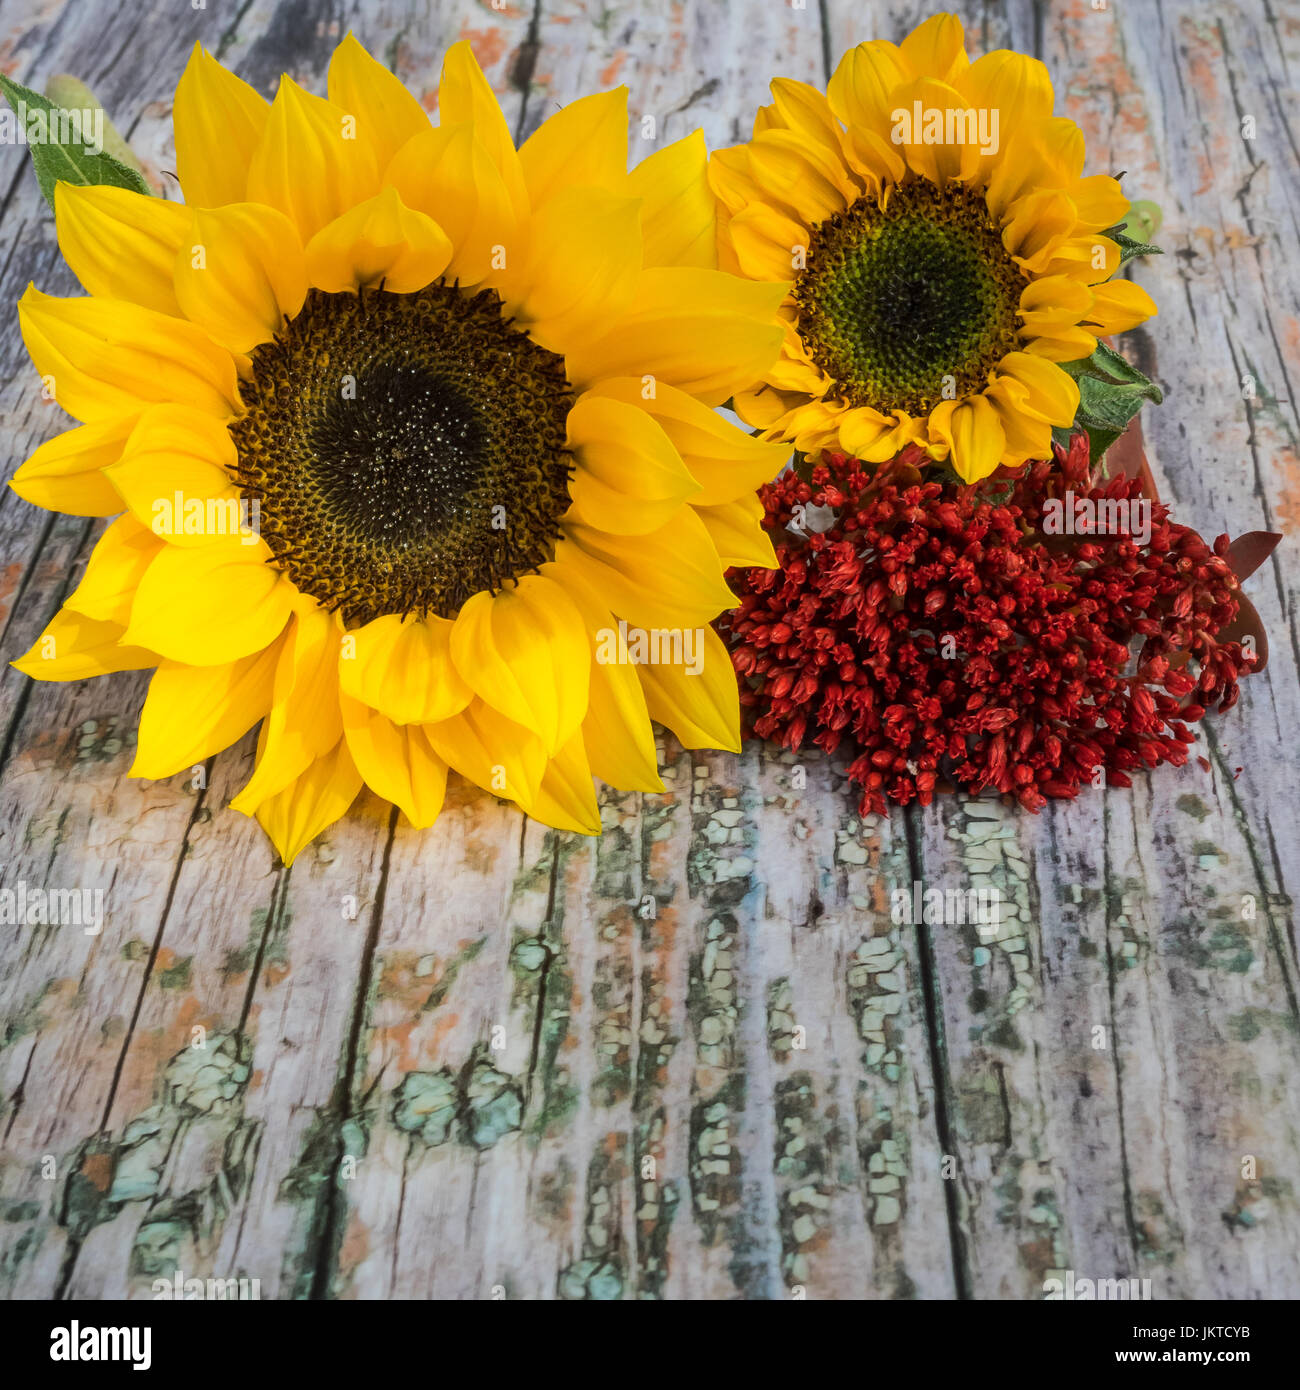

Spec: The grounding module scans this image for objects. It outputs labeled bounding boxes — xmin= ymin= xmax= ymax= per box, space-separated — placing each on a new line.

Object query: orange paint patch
xmin=0 ymin=560 xmax=23 ymax=625
xmin=868 ymin=874 xmax=892 ymax=918
xmin=1278 ymin=314 xmax=1300 ymax=369
xmin=81 ymin=1151 xmax=113 ymax=1192
xmin=338 ymin=1211 xmax=370 ymax=1273
xmin=1269 ymin=443 xmax=1300 ymax=533
xmin=458 ymin=23 xmax=508 ymax=72
xmin=651 ymin=903 xmax=679 ymax=956
xmin=113 ymin=995 xmax=214 ymax=1121
xmin=378 ymin=1019 xmax=417 ymax=1073
xmin=376 ymin=950 xmax=446 ymax=1015
xmin=421 ymin=1009 xmax=460 ymax=1064
xmin=600 ymin=52 xmax=627 ymax=87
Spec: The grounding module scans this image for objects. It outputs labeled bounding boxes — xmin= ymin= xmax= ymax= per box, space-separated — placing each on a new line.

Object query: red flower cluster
xmin=719 ymin=434 xmax=1258 ymax=814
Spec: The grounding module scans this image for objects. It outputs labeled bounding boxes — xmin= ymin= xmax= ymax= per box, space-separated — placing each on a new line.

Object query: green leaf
xmin=1114 ymin=229 xmax=1162 ymax=266
xmin=1100 ymin=219 xmax=1163 ymax=266
xmin=1079 ymin=424 xmax=1126 ymax=464
xmin=1059 ymin=342 xmax=1164 ymax=465
xmin=44 ymin=74 xmax=147 ymax=178
xmin=1088 ymin=341 xmax=1163 ymax=398
xmin=0 ymin=71 xmax=150 ymax=211
xmin=1077 ymin=375 xmax=1155 ymax=429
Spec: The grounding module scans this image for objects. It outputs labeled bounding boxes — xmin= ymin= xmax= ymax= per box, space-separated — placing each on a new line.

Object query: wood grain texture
xmin=0 ymin=0 xmax=1297 ymax=1301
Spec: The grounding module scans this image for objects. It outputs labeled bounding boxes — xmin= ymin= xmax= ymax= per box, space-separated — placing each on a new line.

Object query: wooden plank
xmin=0 ymin=0 xmax=541 ymax=1302
xmin=0 ymin=0 xmax=283 ymax=1300
xmin=815 ymin=0 xmax=1300 ymax=1299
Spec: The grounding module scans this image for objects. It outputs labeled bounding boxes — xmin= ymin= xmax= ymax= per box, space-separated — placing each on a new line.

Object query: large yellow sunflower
xmin=709 ymin=12 xmax=1157 ymax=482
xmin=11 ymin=34 xmax=788 ymax=862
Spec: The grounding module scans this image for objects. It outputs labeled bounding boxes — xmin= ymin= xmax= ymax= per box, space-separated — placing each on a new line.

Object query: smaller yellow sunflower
xmin=709 ymin=11 xmax=1158 ymax=482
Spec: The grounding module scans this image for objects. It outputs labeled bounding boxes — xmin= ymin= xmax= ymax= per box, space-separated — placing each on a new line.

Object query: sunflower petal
xmin=985 ymin=377 xmax=1054 ymax=465
xmin=708 ymin=143 xmax=771 ymax=216
xmin=768 ymin=77 xmax=863 ymax=178
xmin=694 ymin=493 xmax=778 ymax=569
xmin=18 ymin=286 xmax=240 ymax=423
xmin=745 ymin=131 xmax=848 ymax=223
xmin=557 ymin=505 xmax=736 ymax=629
xmin=995 ymin=352 xmax=1081 ymax=425
xmin=327 ymin=31 xmax=430 ymax=174
xmin=581 ymin=376 xmax=789 ymax=505
xmin=1019 ymin=273 xmax=1093 ymax=324
xmin=562 ymin=268 xmax=788 ymax=406
xmin=900 ymin=12 xmax=969 ymax=81
xmin=889 ymin=77 xmax=980 ymax=184
xmin=1022 ymin=325 xmax=1098 ymax=361
xmin=338 ymin=612 xmax=470 ymax=724
xmin=826 ymin=42 xmax=909 ymax=181
xmin=1003 ymin=189 xmax=1078 ymax=270
xmin=304 ymin=186 xmax=453 ymax=293
xmin=627 ymin=129 xmax=715 ymax=268
xmin=985 ymin=120 xmax=1082 ymax=220
xmin=423 ymin=699 xmax=547 ymax=809
xmin=956 ymin=49 xmax=1054 ymax=128
xmin=638 ymin=624 xmax=740 ymax=752
xmin=448 ymin=573 xmax=590 ymax=754
xmin=583 ymin=660 xmax=663 ymax=793
xmin=175 ymin=203 xmax=306 ymax=354
xmin=839 ymin=406 xmax=914 ymax=462
xmin=132 ymin=644 xmax=280 ymax=779
xmin=437 ymin=41 xmax=529 ymax=224
xmin=246 ymin=75 xmax=379 ymax=240
xmin=555 ymin=568 xmax=664 ymax=793
xmin=10 ymin=416 xmax=136 ymax=516
xmin=927 ymin=395 xmax=1006 ymax=484
xmin=252 ymin=736 xmax=363 ymax=866
xmin=525 ymin=732 xmax=601 ymax=835
xmin=728 ymin=203 xmax=810 ymax=281
xmin=12 ymin=609 xmax=156 ymax=681
xmin=828 ymin=40 xmax=909 ymax=133
xmin=173 ymin=43 xmax=269 ymax=209
xmin=55 ymin=184 xmax=189 ymax=316
xmin=565 ymin=392 xmax=700 ymax=535
xmin=1068 ymin=175 xmax=1129 ymax=231
xmin=505 ymin=187 xmax=641 ymax=351
xmin=65 ymin=514 xmax=162 ymax=624
xmin=104 ymin=404 xmax=243 ymax=544
xmin=384 ymin=122 xmax=518 ymax=285
xmin=124 ymin=537 xmax=296 ymax=666
xmin=228 ymin=602 xmax=345 ymax=810
xmin=1088 ymin=279 xmax=1157 ymax=334
xmin=341 ymin=697 xmax=448 ymax=829
xmin=519 ymin=87 xmax=628 ymax=206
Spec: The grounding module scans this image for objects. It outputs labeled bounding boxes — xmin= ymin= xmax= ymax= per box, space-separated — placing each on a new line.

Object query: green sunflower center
xmin=794 ymin=181 xmax=1028 ymax=416
xmin=229 ymin=283 xmax=574 ymax=625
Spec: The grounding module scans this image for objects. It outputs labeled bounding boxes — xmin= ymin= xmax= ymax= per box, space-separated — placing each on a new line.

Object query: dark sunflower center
xmin=794 ymin=181 xmax=1028 ymax=416
xmin=229 ymin=283 xmax=573 ymax=624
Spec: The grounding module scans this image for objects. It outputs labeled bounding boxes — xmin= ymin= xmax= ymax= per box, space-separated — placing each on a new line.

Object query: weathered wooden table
xmin=0 ymin=0 xmax=1296 ymax=1301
